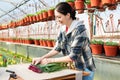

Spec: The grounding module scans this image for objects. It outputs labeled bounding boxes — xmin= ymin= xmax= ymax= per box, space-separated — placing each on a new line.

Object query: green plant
xmin=36 ymin=9 xmax=47 ymax=15
xmin=66 ymin=0 xmax=74 ymax=2
xmin=104 ymin=41 xmax=118 ymax=46
xmin=49 ymin=7 xmax=55 ymax=10
xmin=26 ymin=14 xmax=35 ymax=17
xmin=84 ymin=0 xmax=90 ymax=4
xmin=90 ymin=39 xmax=104 ymax=45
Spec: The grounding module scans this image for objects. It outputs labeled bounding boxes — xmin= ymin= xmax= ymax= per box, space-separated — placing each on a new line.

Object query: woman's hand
xmin=40 ymin=58 xmax=55 ymax=65
xmin=32 ymin=57 xmax=44 ymax=65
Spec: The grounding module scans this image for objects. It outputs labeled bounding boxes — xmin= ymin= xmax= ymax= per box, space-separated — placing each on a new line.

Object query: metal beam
xmin=0 ymin=0 xmax=30 ymax=18
xmin=38 ymin=0 xmax=50 ymax=8
xmin=0 ymin=8 xmax=16 ymax=19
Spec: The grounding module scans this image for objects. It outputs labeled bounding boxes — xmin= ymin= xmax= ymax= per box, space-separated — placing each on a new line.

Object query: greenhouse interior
xmin=0 ymin=0 xmax=120 ymax=80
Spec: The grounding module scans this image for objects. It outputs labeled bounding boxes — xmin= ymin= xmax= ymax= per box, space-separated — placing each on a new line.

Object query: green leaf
xmin=66 ymin=0 xmax=74 ymax=2
xmin=84 ymin=0 xmax=90 ymax=4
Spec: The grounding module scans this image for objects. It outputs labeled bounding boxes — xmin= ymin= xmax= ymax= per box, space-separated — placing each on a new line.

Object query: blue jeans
xmin=83 ymin=68 xmax=95 ymax=80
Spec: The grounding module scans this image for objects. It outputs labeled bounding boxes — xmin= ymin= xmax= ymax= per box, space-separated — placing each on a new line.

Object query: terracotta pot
xmin=108 ymin=5 xmax=117 ymax=10
xmin=35 ymin=14 xmax=40 ymax=22
xmin=119 ymin=46 xmax=120 ymax=55
xmin=39 ymin=13 xmax=43 ymax=21
xmin=101 ymin=0 xmax=113 ymax=6
xmin=67 ymin=2 xmax=75 ymax=9
xmin=34 ymin=40 xmax=40 ymax=45
xmin=48 ymin=9 xmax=54 ymax=17
xmin=43 ymin=12 xmax=48 ymax=20
xmin=46 ymin=40 xmax=53 ymax=47
xmin=104 ymin=45 xmax=118 ymax=56
xmin=98 ymin=2 xmax=106 ymax=12
xmin=75 ymin=0 xmax=84 ymax=14
xmin=90 ymin=44 xmax=103 ymax=55
xmin=42 ymin=40 xmax=48 ymax=47
xmin=32 ymin=15 xmax=37 ymax=23
xmin=116 ymin=0 xmax=120 ymax=2
xmin=86 ymin=4 xmax=95 ymax=13
xmin=90 ymin=0 xmax=101 ymax=8
xmin=108 ymin=0 xmax=117 ymax=10
xmin=39 ymin=40 xmax=43 ymax=46
xmin=52 ymin=40 xmax=56 ymax=47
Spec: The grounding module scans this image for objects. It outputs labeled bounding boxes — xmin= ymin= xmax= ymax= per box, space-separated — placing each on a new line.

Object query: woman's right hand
xmin=32 ymin=57 xmax=44 ymax=65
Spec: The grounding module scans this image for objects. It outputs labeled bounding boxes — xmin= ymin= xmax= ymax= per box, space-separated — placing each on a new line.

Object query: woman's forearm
xmin=42 ymin=49 xmax=59 ymax=58
xmin=47 ymin=56 xmax=73 ymax=63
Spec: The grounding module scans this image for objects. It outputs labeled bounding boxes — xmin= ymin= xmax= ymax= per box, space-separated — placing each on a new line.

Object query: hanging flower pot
xmin=104 ymin=41 xmax=118 ymax=57
xmin=90 ymin=0 xmax=101 ymax=8
xmin=75 ymin=0 xmax=85 ymax=14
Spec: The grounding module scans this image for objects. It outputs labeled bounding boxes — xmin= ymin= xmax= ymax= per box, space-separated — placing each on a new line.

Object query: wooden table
xmin=0 ymin=63 xmax=82 ymax=80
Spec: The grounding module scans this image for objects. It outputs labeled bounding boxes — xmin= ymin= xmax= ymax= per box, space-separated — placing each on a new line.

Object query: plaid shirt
xmin=54 ymin=21 xmax=96 ymax=71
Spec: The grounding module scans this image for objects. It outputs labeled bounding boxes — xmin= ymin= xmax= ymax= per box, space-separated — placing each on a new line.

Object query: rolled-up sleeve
xmin=53 ymin=40 xmax=61 ymax=52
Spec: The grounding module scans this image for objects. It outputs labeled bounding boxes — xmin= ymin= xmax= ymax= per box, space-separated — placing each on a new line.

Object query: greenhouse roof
xmin=0 ymin=0 xmax=58 ymax=24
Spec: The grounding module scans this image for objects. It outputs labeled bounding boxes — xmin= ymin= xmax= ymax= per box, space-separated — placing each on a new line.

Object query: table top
xmin=0 ymin=63 xmax=82 ymax=80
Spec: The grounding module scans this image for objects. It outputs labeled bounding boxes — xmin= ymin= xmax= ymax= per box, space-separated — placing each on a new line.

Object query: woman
xmin=32 ymin=2 xmax=96 ymax=80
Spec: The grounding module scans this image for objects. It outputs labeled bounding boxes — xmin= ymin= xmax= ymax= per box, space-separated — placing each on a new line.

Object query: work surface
xmin=0 ymin=63 xmax=82 ymax=80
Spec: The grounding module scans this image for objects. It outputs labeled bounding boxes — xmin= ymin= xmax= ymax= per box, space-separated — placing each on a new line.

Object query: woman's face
xmin=55 ymin=10 xmax=70 ymax=25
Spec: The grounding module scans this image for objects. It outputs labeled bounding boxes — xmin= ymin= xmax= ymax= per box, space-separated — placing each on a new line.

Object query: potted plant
xmin=34 ymin=38 xmax=40 ymax=45
xmin=104 ymin=41 xmax=118 ymax=57
xmin=90 ymin=39 xmax=104 ymax=55
xmin=66 ymin=0 xmax=75 ymax=9
xmin=42 ymin=9 xmax=48 ymax=21
xmin=90 ymin=0 xmax=101 ymax=8
xmin=48 ymin=7 xmax=55 ymax=20
xmin=46 ymin=38 xmax=54 ymax=47
xmin=85 ymin=0 xmax=95 ymax=13
xmin=74 ymin=0 xmax=85 ymax=14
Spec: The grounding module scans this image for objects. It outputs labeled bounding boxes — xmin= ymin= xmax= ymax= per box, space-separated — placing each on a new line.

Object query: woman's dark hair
xmin=55 ymin=2 xmax=76 ymax=20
